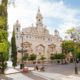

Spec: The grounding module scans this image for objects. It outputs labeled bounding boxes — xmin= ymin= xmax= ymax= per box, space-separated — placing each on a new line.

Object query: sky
xmin=8 ymin=0 xmax=80 ymax=40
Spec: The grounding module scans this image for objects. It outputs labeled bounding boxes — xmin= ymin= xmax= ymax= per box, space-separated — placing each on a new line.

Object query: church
xmin=14 ymin=8 xmax=62 ymax=60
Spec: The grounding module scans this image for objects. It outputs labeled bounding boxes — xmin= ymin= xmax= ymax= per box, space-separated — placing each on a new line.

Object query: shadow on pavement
xmin=0 ymin=76 xmax=13 ymax=80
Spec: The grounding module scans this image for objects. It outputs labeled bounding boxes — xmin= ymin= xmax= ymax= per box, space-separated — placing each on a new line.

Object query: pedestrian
xmin=35 ymin=65 xmax=38 ymax=70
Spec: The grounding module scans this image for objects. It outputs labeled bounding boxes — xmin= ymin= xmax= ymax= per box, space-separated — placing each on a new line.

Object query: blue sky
xmin=8 ymin=0 xmax=80 ymax=40
xmin=64 ymin=0 xmax=80 ymax=9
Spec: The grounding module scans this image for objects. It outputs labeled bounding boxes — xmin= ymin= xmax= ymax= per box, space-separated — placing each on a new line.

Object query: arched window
xmin=16 ymin=27 xmax=18 ymax=31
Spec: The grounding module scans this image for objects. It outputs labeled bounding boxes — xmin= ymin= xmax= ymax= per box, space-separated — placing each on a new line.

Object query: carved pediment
xmin=48 ymin=44 xmax=56 ymax=48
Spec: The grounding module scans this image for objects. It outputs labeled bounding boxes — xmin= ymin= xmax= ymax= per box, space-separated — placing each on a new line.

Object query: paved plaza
xmin=6 ymin=73 xmax=33 ymax=80
xmin=32 ymin=71 xmax=80 ymax=80
xmin=0 ymin=63 xmax=80 ymax=80
xmin=45 ymin=63 xmax=80 ymax=75
xmin=1 ymin=70 xmax=80 ymax=80
xmin=25 ymin=61 xmax=80 ymax=75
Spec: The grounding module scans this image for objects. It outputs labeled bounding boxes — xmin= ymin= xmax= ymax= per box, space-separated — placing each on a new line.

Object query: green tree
xmin=73 ymin=42 xmax=80 ymax=59
xmin=65 ymin=27 xmax=80 ymax=64
xmin=53 ymin=54 xmax=65 ymax=59
xmin=40 ymin=55 xmax=46 ymax=61
xmin=22 ymin=53 xmax=28 ymax=62
xmin=62 ymin=40 xmax=74 ymax=55
xmin=0 ymin=0 xmax=9 ymax=74
xmin=39 ymin=55 xmax=46 ymax=65
xmin=0 ymin=0 xmax=8 ymax=30
xmin=0 ymin=41 xmax=9 ymax=73
xmin=11 ymin=29 xmax=17 ymax=67
xmin=28 ymin=53 xmax=36 ymax=61
xmin=50 ymin=53 xmax=55 ymax=63
xmin=50 ymin=53 xmax=55 ymax=60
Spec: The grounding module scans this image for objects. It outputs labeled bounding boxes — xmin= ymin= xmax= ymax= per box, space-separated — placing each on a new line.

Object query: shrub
xmin=28 ymin=53 xmax=36 ymax=61
xmin=40 ymin=55 xmax=46 ymax=61
xmin=50 ymin=53 xmax=55 ymax=60
xmin=54 ymin=54 xmax=65 ymax=59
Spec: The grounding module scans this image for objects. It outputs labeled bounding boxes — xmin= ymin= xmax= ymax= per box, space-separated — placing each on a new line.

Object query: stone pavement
xmin=32 ymin=71 xmax=80 ymax=80
xmin=5 ymin=68 xmax=20 ymax=74
xmin=1 ymin=70 xmax=80 ymax=80
xmin=6 ymin=73 xmax=33 ymax=80
xmin=1 ymin=63 xmax=80 ymax=80
xmin=1 ymin=66 xmax=46 ymax=80
xmin=24 ymin=71 xmax=46 ymax=80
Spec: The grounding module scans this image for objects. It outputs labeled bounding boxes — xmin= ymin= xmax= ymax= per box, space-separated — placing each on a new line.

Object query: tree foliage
xmin=0 ymin=0 xmax=8 ymax=30
xmin=50 ymin=53 xmax=65 ymax=60
xmin=0 ymin=16 xmax=7 ymax=30
xmin=40 ymin=55 xmax=46 ymax=61
xmin=62 ymin=40 xmax=80 ymax=60
xmin=11 ymin=29 xmax=17 ymax=67
xmin=22 ymin=53 xmax=28 ymax=61
xmin=62 ymin=40 xmax=74 ymax=54
xmin=28 ymin=54 xmax=36 ymax=61
xmin=0 ymin=0 xmax=9 ymax=74
xmin=50 ymin=53 xmax=55 ymax=60
xmin=65 ymin=27 xmax=80 ymax=59
xmin=54 ymin=54 xmax=65 ymax=59
xmin=73 ymin=42 xmax=80 ymax=59
xmin=66 ymin=27 xmax=75 ymax=34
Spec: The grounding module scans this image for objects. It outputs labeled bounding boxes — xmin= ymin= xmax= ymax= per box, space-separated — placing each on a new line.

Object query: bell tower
xmin=14 ymin=20 xmax=21 ymax=33
xmin=36 ymin=7 xmax=43 ymax=27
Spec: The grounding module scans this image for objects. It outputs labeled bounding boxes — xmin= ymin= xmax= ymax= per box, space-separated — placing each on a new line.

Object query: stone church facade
xmin=14 ymin=8 xmax=62 ymax=60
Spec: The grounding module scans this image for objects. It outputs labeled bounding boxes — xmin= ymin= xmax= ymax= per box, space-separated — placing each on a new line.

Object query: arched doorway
xmin=35 ymin=44 xmax=45 ymax=59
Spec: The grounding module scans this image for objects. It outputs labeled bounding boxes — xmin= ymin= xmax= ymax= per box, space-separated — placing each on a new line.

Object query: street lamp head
xmin=21 ymin=32 xmax=24 ymax=35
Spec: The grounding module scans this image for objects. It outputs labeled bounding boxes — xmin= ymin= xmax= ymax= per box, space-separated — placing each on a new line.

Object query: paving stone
xmin=32 ymin=71 xmax=80 ymax=80
xmin=6 ymin=73 xmax=33 ymax=80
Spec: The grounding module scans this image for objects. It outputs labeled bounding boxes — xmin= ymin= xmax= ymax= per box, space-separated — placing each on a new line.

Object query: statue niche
xmin=36 ymin=44 xmax=45 ymax=56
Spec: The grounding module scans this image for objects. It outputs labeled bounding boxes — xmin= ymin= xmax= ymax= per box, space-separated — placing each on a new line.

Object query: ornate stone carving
xmin=36 ymin=44 xmax=45 ymax=55
xmin=15 ymin=8 xmax=62 ymax=60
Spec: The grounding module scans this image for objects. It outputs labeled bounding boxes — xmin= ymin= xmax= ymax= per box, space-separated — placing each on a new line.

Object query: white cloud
xmin=8 ymin=0 xmax=80 ymax=41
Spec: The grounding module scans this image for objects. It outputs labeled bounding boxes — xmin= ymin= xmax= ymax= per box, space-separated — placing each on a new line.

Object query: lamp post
xmin=71 ymin=32 xmax=78 ymax=74
xmin=20 ymin=32 xmax=24 ymax=69
xmin=73 ymin=39 xmax=78 ymax=74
